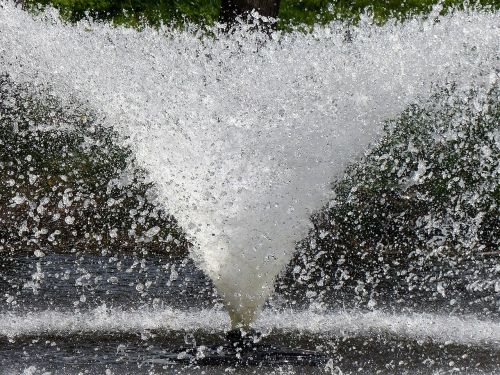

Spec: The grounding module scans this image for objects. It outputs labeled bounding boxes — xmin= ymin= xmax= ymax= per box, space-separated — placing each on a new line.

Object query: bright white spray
xmin=0 ymin=1 xmax=498 ymax=327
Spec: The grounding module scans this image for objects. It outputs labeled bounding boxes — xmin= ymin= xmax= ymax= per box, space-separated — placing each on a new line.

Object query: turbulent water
xmin=1 ymin=254 xmax=499 ymax=374
xmin=1 ymin=1 xmax=499 ymax=373
xmin=1 ymin=1 xmax=498 ymax=325
xmin=3 ymin=307 xmax=499 ymax=346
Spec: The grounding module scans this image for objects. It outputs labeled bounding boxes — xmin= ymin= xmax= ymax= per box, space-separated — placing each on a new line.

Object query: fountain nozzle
xmin=225 ymin=327 xmax=261 ymax=350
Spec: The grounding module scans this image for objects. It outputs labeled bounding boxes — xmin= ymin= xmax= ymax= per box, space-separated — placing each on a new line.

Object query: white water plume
xmin=0 ymin=1 xmax=498 ymax=326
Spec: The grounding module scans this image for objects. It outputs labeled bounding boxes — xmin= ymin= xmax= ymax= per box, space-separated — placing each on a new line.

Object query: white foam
xmin=1 ymin=1 xmax=498 ymax=326
xmin=0 ymin=307 xmax=228 ymax=338
xmin=259 ymin=310 xmax=500 ymax=346
xmin=1 ymin=307 xmax=498 ymax=347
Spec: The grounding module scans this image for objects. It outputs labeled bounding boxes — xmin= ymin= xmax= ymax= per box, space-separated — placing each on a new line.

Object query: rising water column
xmin=217 ymin=1 xmax=282 ymax=330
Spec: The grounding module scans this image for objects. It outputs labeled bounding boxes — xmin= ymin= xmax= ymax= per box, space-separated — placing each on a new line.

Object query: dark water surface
xmin=1 ymin=253 xmax=499 ymax=374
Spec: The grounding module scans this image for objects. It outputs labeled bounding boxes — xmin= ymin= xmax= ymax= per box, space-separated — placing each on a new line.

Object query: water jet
xmin=0 ymin=1 xmax=499 ymax=373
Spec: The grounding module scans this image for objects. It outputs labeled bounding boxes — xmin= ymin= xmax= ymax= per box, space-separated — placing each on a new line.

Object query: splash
xmin=1 ymin=307 xmax=499 ymax=347
xmin=0 ymin=1 xmax=498 ymax=326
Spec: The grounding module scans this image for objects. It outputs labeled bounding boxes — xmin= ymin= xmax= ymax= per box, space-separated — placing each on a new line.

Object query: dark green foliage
xmin=23 ymin=0 xmax=499 ymax=29
xmin=24 ymin=0 xmax=221 ymax=27
xmin=276 ymin=84 xmax=499 ymax=309
xmin=279 ymin=0 xmax=499 ymax=29
xmin=324 ymin=85 xmax=499 ymax=255
xmin=0 ymin=74 xmax=188 ymax=257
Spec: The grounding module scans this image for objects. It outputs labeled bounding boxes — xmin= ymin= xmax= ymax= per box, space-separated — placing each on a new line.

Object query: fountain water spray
xmin=0 ymin=1 xmax=497 ymax=329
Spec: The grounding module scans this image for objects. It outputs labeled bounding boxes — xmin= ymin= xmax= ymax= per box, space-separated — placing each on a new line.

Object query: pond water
xmin=1 ymin=253 xmax=498 ymax=374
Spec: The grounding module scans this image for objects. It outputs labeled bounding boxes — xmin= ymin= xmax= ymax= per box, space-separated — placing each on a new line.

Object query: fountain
xmin=0 ymin=1 xmax=499 ymax=373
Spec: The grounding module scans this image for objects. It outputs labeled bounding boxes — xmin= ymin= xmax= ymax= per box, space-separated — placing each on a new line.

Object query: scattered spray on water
xmin=0 ymin=0 xmax=498 ymax=330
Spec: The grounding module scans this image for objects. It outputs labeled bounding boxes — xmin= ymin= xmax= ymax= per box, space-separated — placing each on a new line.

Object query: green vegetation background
xmin=25 ymin=0 xmax=499 ymax=28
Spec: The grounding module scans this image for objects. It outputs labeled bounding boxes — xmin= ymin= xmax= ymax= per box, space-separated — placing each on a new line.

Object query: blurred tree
xmin=276 ymin=84 xmax=499 ymax=312
xmin=219 ymin=0 xmax=281 ymax=28
xmin=23 ymin=1 xmax=499 ymax=29
xmin=0 ymin=74 xmax=188 ymax=258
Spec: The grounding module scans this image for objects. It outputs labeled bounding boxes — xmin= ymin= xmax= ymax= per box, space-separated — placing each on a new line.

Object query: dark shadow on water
xmin=1 ymin=328 xmax=499 ymax=374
